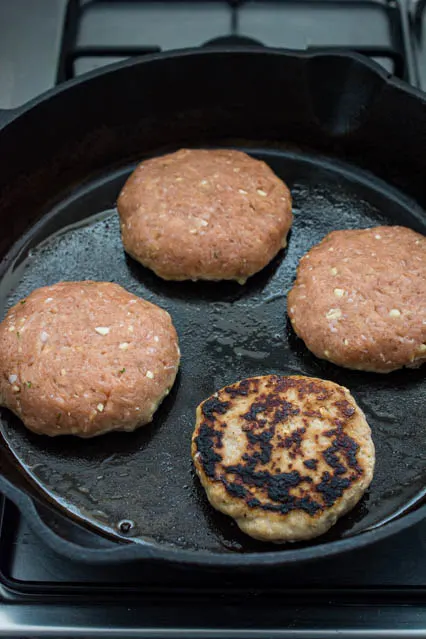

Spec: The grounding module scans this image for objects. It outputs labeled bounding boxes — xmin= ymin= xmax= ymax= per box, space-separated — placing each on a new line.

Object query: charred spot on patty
xmin=323 ymin=446 xmax=347 ymax=475
xmin=271 ymin=376 xmax=295 ymax=392
xmin=225 ymin=378 xmax=253 ymax=397
xmin=201 ymin=397 xmax=230 ymax=420
xmin=223 ymin=481 xmax=247 ymax=499
xmin=304 ymin=459 xmax=318 ymax=470
xmin=280 ymin=426 xmax=306 ymax=451
xmin=304 ymin=409 xmax=322 ymax=419
xmin=246 ymin=428 xmax=274 ymax=464
xmin=324 ymin=425 xmax=361 ymax=473
xmin=335 ymin=400 xmax=356 ymax=418
xmin=194 ymin=423 xmax=223 ymax=478
xmin=242 ymin=400 xmax=267 ymax=421
xmin=272 ymin=376 xmax=333 ymax=402
xmin=242 ymin=394 xmax=300 ymax=424
xmin=273 ymin=403 xmax=300 ymax=424
xmin=299 ymin=380 xmax=330 ymax=400
xmin=223 ymin=463 xmax=321 ymax=516
xmin=247 ymin=497 xmax=261 ymax=508
xmin=316 ymin=471 xmax=352 ymax=507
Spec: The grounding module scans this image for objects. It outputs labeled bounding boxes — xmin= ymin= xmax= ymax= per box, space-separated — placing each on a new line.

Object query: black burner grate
xmin=57 ymin=0 xmax=419 ymax=85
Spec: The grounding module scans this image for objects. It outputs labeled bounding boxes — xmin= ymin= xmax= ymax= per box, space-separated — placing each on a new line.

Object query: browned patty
xmin=117 ymin=148 xmax=293 ymax=283
xmin=0 ymin=281 xmax=180 ymax=437
xmin=192 ymin=375 xmax=375 ymax=543
xmin=288 ymin=226 xmax=426 ymax=373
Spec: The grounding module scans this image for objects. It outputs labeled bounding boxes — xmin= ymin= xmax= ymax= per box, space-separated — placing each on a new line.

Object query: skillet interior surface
xmin=0 ymin=146 xmax=424 ymax=555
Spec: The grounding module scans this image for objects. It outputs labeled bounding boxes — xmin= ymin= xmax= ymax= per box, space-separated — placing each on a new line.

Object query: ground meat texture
xmin=0 ymin=281 xmax=180 ymax=437
xmin=117 ymin=148 xmax=293 ymax=283
xmin=287 ymin=226 xmax=426 ymax=373
xmin=191 ymin=375 xmax=375 ymax=543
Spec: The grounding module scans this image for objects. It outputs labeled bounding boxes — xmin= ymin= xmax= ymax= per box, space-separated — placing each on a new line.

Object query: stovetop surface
xmin=1 ymin=0 xmax=425 ymax=110
xmin=0 ymin=0 xmax=425 ymax=636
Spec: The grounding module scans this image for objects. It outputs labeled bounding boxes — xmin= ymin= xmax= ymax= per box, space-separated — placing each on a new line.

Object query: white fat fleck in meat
xmin=95 ymin=326 xmax=110 ymax=335
xmin=389 ymin=308 xmax=401 ymax=318
xmin=8 ymin=374 xmax=17 ymax=384
xmin=40 ymin=331 xmax=49 ymax=343
xmin=334 ymin=288 xmax=345 ymax=298
xmin=326 ymin=308 xmax=342 ymax=320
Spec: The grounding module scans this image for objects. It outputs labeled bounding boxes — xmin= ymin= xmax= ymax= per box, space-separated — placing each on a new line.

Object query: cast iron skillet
xmin=0 ymin=48 xmax=425 ymax=567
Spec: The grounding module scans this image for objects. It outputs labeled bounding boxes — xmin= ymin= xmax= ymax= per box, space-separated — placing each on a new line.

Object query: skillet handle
xmin=0 ymin=450 xmax=49 ymax=518
xmin=0 ymin=469 xmax=162 ymax=563
xmin=0 ymin=107 xmax=19 ymax=130
xmin=0 ymin=472 xmax=39 ymax=517
xmin=0 ymin=468 xmax=123 ymax=556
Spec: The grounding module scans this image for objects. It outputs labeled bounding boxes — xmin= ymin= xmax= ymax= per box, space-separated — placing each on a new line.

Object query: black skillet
xmin=0 ymin=48 xmax=425 ymax=567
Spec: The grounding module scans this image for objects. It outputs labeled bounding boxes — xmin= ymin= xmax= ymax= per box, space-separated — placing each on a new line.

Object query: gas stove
xmin=0 ymin=1 xmax=425 ymax=637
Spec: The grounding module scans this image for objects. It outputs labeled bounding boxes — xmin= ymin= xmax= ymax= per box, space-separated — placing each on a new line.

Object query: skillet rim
xmin=1 ymin=44 xmax=426 ymax=126
xmin=0 ymin=45 xmax=424 ymax=566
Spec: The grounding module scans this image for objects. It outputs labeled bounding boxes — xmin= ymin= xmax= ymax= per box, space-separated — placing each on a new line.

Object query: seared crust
xmin=117 ymin=148 xmax=293 ymax=283
xmin=192 ymin=375 xmax=374 ymax=543
xmin=288 ymin=226 xmax=426 ymax=373
xmin=0 ymin=281 xmax=180 ymax=437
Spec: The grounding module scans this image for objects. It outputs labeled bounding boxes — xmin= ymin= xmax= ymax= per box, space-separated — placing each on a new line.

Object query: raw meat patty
xmin=0 ymin=281 xmax=180 ymax=437
xmin=192 ymin=375 xmax=375 ymax=543
xmin=117 ymin=148 xmax=293 ymax=283
xmin=288 ymin=226 xmax=426 ymax=373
